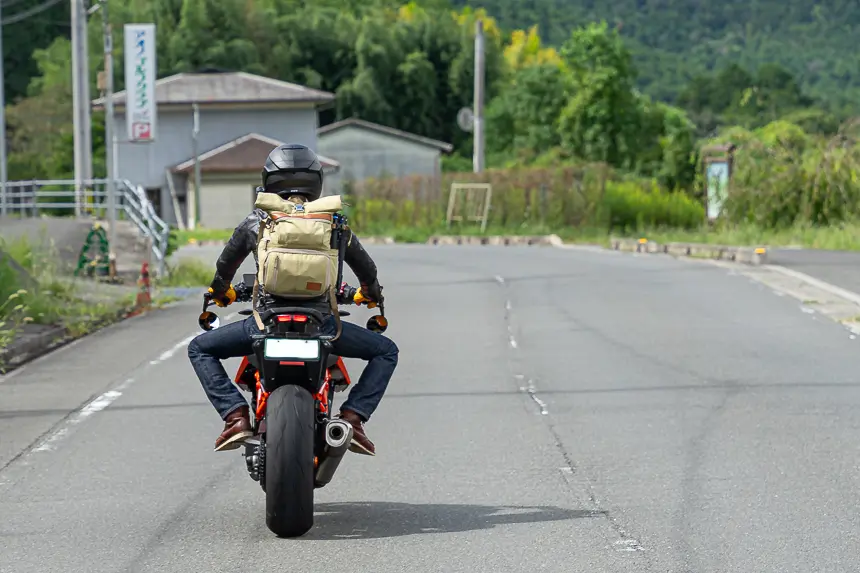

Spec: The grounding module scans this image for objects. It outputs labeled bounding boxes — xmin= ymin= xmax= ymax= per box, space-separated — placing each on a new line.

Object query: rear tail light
xmin=276 ymin=314 xmax=309 ymax=323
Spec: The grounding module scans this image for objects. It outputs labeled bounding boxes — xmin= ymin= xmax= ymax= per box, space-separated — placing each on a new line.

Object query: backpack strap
xmin=252 ymin=216 xmax=266 ymax=331
xmin=328 ymin=282 xmax=343 ymax=342
xmin=327 ymin=214 xmax=349 ymax=342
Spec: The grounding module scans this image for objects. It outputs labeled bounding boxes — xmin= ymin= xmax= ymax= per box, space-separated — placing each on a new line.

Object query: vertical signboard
xmin=706 ymin=161 xmax=729 ymax=220
xmin=124 ymin=24 xmax=157 ymax=142
xmin=702 ymin=143 xmax=735 ymax=222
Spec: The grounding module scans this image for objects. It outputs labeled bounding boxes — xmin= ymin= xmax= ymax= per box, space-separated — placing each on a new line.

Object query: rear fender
xmin=234 ymin=356 xmax=256 ymax=391
xmin=332 ymin=357 xmax=352 ymax=387
xmin=253 ymin=339 xmax=325 ymax=393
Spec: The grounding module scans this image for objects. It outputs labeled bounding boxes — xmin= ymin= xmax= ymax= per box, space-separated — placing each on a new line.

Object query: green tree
xmin=6 ymin=38 xmax=75 ymax=180
xmin=486 ymin=62 xmax=569 ymax=154
xmin=2 ymin=0 xmax=68 ymax=103
xmin=678 ymin=62 xmax=829 ymax=135
xmin=557 ymin=21 xmax=640 ymax=169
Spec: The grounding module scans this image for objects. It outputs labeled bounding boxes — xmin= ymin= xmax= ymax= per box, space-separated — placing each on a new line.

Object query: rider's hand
xmin=361 ymin=279 xmax=384 ymax=304
xmin=208 ymin=285 xmax=236 ymax=307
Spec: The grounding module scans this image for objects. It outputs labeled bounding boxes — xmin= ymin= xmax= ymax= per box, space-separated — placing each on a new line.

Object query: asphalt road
xmin=2 ymin=245 xmax=860 ymax=572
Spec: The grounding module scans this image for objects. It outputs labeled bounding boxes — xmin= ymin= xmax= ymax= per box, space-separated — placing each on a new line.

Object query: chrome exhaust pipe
xmin=325 ymin=418 xmax=353 ymax=449
xmin=314 ymin=419 xmax=354 ymax=487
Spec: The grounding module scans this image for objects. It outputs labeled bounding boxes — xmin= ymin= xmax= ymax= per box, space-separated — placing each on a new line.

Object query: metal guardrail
xmin=0 ymin=179 xmax=170 ymax=276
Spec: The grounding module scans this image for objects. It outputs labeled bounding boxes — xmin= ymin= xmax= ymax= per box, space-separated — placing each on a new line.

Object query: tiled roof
xmin=93 ymin=71 xmax=334 ymax=107
xmin=318 ymin=118 xmax=453 ymax=152
xmin=172 ymin=133 xmax=339 ymax=173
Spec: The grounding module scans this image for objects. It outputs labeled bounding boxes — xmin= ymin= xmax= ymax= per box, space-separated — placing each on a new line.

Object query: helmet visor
xmin=265 ymin=171 xmax=321 ymax=195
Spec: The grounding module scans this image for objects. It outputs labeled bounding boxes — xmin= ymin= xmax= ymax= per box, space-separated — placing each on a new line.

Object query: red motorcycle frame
xmin=233 ymin=354 xmax=353 ymax=426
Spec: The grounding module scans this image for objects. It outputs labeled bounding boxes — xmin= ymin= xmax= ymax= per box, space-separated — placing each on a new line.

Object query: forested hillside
xmin=6 ymin=0 xmax=858 ymax=109
xmin=3 ymin=0 xmax=858 ymax=238
xmin=452 ymin=0 xmax=860 ymax=111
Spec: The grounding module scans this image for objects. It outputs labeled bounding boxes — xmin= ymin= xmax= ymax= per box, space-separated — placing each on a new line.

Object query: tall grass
xmin=158 ymin=258 xmax=215 ymax=287
xmin=703 ymin=118 xmax=860 ymax=229
xmin=346 ymin=163 xmax=704 ymax=236
xmin=0 ymin=236 xmax=137 ymax=360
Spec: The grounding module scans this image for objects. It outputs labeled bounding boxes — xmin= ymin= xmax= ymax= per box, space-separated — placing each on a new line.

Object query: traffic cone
xmin=129 ymin=262 xmax=152 ymax=317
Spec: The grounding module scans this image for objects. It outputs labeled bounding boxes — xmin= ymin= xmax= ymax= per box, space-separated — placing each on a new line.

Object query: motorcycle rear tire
xmin=264 ymin=384 xmax=315 ymax=537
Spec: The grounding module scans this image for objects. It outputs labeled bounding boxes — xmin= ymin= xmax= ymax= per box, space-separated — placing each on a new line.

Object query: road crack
xmin=493 ymin=274 xmax=649 ymax=556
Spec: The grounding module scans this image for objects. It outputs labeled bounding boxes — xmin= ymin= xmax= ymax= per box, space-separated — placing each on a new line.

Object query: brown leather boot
xmin=338 ymin=409 xmax=375 ymax=456
xmin=214 ymin=406 xmax=253 ymax=451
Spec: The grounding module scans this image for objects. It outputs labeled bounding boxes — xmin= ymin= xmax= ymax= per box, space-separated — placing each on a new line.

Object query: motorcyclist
xmin=187 ymin=143 xmax=398 ymax=456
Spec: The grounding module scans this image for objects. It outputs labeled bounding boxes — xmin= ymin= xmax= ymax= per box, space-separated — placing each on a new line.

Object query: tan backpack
xmin=251 ymin=192 xmax=345 ymax=333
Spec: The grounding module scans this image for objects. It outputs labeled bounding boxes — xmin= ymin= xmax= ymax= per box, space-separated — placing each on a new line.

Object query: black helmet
xmin=261 ymin=143 xmax=324 ymax=201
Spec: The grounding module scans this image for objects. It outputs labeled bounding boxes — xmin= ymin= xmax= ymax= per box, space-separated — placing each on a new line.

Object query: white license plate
xmin=264 ymin=338 xmax=320 ymax=360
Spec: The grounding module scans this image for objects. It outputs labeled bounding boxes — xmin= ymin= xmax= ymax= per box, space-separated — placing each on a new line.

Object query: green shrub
xmin=702 ymin=118 xmax=860 ymax=229
xmin=602 ymin=179 xmax=704 ymax=232
xmin=346 ymin=162 xmax=702 ymax=235
xmin=159 ymin=258 xmax=214 ymax=287
xmin=350 ymin=164 xmax=612 ymax=233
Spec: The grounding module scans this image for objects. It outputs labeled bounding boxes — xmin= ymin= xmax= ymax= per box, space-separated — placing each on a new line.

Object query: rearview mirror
xmin=366 ymin=315 xmax=388 ymax=333
xmin=199 ymin=310 xmax=220 ymax=331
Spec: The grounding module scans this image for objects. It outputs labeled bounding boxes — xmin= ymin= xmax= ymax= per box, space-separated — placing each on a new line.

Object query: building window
xmin=145 ymin=188 xmax=162 ymax=217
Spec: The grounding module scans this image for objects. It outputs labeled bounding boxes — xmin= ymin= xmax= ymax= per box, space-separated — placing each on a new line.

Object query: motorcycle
xmin=197 ymin=273 xmax=387 ymax=538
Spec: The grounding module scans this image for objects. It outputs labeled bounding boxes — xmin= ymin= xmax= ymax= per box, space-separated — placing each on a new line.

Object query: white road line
xmin=28 ymin=314 xmax=232 ymax=455
xmin=148 ymin=311 xmax=240 ymax=365
xmin=30 ymin=311 xmax=245 ymax=455
xmin=33 ymin=378 xmax=134 ymax=453
xmin=767 ymin=264 xmax=860 ymax=307
xmin=614 ymin=539 xmax=646 ymax=552
xmin=150 ymin=334 xmax=197 ymax=365
xmin=521 ymin=378 xmax=548 ymax=415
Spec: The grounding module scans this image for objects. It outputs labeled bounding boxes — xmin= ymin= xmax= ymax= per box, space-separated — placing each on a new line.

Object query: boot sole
xmin=348 ymin=439 xmax=375 ymax=456
xmin=214 ymin=430 xmax=254 ymax=452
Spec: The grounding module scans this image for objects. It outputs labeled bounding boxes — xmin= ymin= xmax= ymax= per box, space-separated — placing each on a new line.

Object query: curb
xmin=426 ymin=234 xmax=563 ymax=246
xmin=181 ymin=234 xmax=770 ymax=264
xmin=184 ymin=240 xmax=230 ymax=247
xmin=356 ymin=236 xmax=397 ymax=245
xmin=609 ymin=238 xmax=769 ymax=265
xmin=1 ymin=325 xmax=70 ymax=371
xmin=0 ymin=301 xmax=167 ymax=375
xmin=184 ymin=236 xmax=398 ymax=247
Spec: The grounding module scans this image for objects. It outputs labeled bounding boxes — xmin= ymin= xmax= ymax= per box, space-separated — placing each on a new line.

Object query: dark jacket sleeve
xmin=209 ymin=211 xmax=260 ymax=293
xmin=344 ymin=230 xmax=378 ymax=287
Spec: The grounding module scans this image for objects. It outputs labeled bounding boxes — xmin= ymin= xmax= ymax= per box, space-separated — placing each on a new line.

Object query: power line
xmin=2 ymin=0 xmax=66 ymax=26
xmin=0 ymin=0 xmax=41 ymax=10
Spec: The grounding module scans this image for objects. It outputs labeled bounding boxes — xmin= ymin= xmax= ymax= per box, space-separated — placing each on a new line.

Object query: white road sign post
xmin=124 ymin=24 xmax=157 ymax=142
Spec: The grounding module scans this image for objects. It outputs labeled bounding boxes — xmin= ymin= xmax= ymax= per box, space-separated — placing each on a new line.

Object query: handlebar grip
xmin=353 ymin=288 xmax=377 ymax=309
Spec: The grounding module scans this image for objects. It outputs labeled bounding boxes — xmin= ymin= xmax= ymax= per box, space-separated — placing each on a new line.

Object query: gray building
xmin=171 ymin=133 xmax=339 ymax=229
xmin=92 ymin=70 xmax=334 ymax=226
xmin=317 ymin=118 xmax=453 ymax=196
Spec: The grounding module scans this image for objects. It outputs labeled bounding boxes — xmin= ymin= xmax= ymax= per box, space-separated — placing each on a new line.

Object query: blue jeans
xmin=187 ymin=315 xmax=398 ymax=422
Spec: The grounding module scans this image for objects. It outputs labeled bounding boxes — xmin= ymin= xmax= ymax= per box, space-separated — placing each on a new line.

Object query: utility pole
xmin=0 ymin=2 xmax=7 ymax=217
xmin=473 ymin=19 xmax=485 ymax=173
xmin=71 ymin=0 xmax=81 ymax=215
xmin=101 ymin=0 xmax=116 ymax=254
xmin=80 ymin=0 xmax=92 ymax=195
xmin=189 ymin=103 xmax=200 ymax=230
xmin=71 ymin=0 xmax=90 ymax=216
